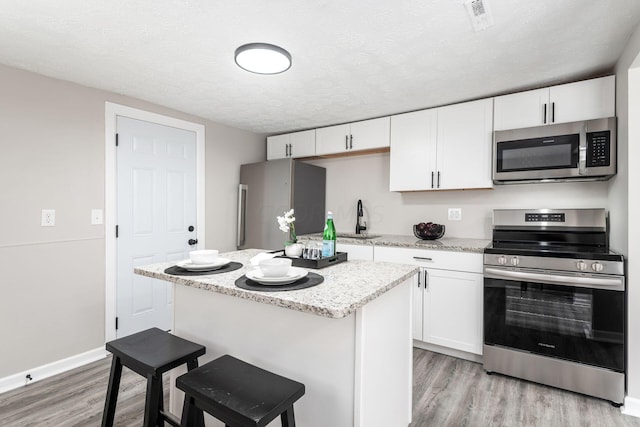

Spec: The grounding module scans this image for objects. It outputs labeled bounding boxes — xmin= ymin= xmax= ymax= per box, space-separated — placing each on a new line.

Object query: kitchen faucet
xmin=356 ymin=199 xmax=367 ymax=234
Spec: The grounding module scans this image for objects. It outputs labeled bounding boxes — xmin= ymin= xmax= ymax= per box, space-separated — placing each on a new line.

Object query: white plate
xmin=176 ymin=258 xmax=231 ymax=271
xmin=245 ymin=267 xmax=308 ymax=285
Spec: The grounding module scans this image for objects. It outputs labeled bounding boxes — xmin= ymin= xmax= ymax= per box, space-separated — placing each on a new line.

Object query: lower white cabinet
xmin=374 ymin=246 xmax=483 ymax=355
xmin=421 ymin=268 xmax=483 ymax=354
xmin=337 ymin=242 xmax=374 ymax=261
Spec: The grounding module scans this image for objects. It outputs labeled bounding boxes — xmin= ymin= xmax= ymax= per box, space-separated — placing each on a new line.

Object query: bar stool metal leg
xmin=101 ymin=356 xmax=123 ymax=427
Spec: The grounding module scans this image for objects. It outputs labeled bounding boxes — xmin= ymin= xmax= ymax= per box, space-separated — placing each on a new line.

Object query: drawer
xmin=374 ymin=246 xmax=482 ymax=273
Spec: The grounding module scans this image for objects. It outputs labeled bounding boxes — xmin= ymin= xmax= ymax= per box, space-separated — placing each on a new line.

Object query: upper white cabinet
xmin=316 ymin=117 xmax=390 ymax=156
xmin=494 ymin=75 xmax=615 ymax=131
xmin=390 ymin=98 xmax=493 ymax=191
xmin=389 ymin=109 xmax=438 ymax=192
xmin=267 ymin=129 xmax=316 ymax=160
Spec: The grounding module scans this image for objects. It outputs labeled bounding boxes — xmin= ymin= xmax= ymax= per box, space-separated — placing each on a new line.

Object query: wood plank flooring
xmin=1 ymin=348 xmax=639 ymax=426
xmin=411 ymin=349 xmax=640 ymax=427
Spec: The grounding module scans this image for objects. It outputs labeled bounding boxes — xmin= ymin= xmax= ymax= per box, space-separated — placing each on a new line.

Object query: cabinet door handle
xmin=288 ymin=144 xmax=292 ymax=157
xmin=413 ymin=256 xmax=433 ymax=261
xmin=543 ymin=103 xmax=547 ymax=124
xmin=431 ymin=171 xmax=434 ymax=188
xmin=417 ymin=271 xmax=421 ymax=287
xmin=437 ymin=171 xmax=440 ymax=188
xmin=350 ymin=134 xmax=353 ymax=149
xmin=285 ymin=144 xmax=288 ymax=157
xmin=424 ymin=270 xmax=429 ymax=291
xmin=551 ymin=102 xmax=555 ymax=123
xmin=345 ymin=135 xmax=349 ymax=150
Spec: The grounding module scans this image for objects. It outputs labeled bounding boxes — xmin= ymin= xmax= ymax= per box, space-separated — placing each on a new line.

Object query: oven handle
xmin=484 ymin=267 xmax=625 ymax=291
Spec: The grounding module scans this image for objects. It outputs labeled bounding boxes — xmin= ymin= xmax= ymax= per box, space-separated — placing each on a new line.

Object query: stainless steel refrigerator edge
xmin=237 ymin=158 xmax=326 ymax=250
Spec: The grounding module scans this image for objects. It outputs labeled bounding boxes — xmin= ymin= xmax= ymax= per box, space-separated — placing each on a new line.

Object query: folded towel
xmin=249 ymin=252 xmax=277 ymax=266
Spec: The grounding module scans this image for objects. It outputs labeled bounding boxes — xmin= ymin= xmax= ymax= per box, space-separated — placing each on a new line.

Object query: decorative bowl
xmin=413 ymin=223 xmax=446 ymax=240
xmin=258 ymin=258 xmax=292 ymax=277
xmin=189 ymin=249 xmax=219 ymax=264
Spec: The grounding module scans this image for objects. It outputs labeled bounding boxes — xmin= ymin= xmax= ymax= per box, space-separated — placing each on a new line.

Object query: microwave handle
xmin=578 ymin=123 xmax=587 ymax=175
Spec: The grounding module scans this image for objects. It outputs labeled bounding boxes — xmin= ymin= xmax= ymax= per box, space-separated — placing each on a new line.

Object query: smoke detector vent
xmin=464 ymin=0 xmax=494 ymax=31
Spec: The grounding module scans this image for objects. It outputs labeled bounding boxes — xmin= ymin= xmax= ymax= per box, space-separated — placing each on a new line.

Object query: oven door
xmin=484 ymin=267 xmax=625 ymax=372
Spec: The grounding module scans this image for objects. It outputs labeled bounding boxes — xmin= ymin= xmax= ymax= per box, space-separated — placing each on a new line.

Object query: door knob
xmin=188 ymin=239 xmax=198 ymax=246
xmin=188 ymin=225 xmax=195 ymax=232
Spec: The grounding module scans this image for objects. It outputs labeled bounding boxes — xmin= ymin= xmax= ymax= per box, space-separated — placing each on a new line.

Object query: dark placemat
xmin=235 ymin=272 xmax=324 ymax=292
xmin=164 ymin=262 xmax=243 ymax=276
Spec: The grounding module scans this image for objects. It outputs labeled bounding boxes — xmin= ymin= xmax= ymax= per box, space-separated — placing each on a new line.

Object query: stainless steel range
xmin=483 ymin=208 xmax=625 ymax=405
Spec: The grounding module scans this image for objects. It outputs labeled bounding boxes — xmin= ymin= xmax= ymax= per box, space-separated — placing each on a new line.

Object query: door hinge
xmin=115 ymin=133 xmax=119 ymax=147
xmin=115 ymin=317 xmax=119 ymax=330
xmin=115 ymin=225 xmax=119 ymax=238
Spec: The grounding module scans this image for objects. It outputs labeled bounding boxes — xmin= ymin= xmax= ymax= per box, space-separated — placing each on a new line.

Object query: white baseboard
xmin=622 ymin=396 xmax=640 ymax=418
xmin=0 ymin=347 xmax=107 ymax=394
xmin=413 ymin=340 xmax=483 ymax=364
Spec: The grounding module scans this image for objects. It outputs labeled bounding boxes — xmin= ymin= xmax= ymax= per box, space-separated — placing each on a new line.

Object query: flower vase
xmin=284 ymin=242 xmax=303 ymax=257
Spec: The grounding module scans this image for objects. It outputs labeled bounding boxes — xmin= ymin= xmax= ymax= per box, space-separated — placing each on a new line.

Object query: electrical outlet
xmin=41 ymin=209 xmax=55 ymax=226
xmin=448 ymin=208 xmax=462 ymax=221
xmin=91 ymin=209 xmax=103 ymax=225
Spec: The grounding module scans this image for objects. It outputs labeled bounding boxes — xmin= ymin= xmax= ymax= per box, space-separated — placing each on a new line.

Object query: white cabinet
xmin=267 ymin=129 xmax=316 ymax=160
xmin=374 ymin=246 xmax=483 ymax=355
xmin=316 ymin=117 xmax=390 ymax=156
xmin=436 ymin=99 xmax=494 ymax=190
xmin=389 ymin=98 xmax=493 ymax=191
xmin=336 ymin=242 xmax=374 ymax=261
xmin=389 ymin=109 xmax=437 ymax=192
xmin=494 ymin=75 xmax=615 ymax=131
xmin=422 ymin=268 xmax=483 ymax=354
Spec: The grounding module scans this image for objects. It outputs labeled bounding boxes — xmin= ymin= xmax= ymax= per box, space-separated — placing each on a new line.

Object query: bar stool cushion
xmin=177 ymin=355 xmax=305 ymax=427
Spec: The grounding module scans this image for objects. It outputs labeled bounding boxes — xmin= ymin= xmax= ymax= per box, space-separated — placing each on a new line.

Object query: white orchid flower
xmin=276 ymin=209 xmax=296 ymax=240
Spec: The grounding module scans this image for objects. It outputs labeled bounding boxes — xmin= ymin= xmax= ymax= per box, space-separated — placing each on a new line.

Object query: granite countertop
xmin=300 ymin=233 xmax=490 ymax=254
xmin=134 ymin=249 xmax=419 ymax=319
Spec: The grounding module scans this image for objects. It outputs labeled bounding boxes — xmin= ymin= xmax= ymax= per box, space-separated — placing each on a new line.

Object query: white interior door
xmin=116 ymin=116 xmax=197 ymax=338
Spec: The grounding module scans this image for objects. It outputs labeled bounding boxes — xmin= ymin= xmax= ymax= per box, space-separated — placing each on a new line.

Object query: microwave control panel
xmin=586 ymin=130 xmax=611 ymax=167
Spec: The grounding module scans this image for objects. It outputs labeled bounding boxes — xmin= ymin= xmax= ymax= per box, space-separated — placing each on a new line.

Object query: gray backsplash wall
xmin=306 ymin=152 xmax=609 ymax=239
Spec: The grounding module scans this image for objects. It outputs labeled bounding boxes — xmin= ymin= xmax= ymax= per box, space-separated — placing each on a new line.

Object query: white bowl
xmin=189 ymin=250 xmax=219 ymax=265
xmin=258 ymin=258 xmax=292 ymax=277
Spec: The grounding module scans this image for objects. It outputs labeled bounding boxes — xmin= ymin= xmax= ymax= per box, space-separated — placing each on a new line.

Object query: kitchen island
xmin=135 ymin=249 xmax=419 ymax=427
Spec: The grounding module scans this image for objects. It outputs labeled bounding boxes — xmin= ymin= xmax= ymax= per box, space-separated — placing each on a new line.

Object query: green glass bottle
xmin=322 ymin=211 xmax=336 ymax=258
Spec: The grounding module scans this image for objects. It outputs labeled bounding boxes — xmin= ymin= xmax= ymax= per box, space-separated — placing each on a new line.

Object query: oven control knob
xmin=576 ymin=261 xmax=587 ymax=271
xmin=498 ymin=256 xmax=507 ymax=265
xmin=591 ymin=262 xmax=604 ymax=272
xmin=510 ymin=257 xmax=519 ymax=266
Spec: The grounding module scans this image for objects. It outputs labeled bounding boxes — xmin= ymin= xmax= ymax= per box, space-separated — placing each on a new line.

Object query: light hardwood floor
xmin=1 ymin=348 xmax=639 ymax=426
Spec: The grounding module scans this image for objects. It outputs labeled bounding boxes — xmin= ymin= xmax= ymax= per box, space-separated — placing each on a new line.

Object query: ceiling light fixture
xmin=234 ymin=43 xmax=292 ymax=75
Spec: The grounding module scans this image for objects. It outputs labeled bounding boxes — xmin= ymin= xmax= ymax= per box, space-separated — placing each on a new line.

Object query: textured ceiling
xmin=1 ymin=0 xmax=640 ymax=134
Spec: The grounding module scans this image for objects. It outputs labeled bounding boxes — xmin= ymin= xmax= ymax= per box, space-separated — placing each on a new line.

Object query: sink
xmin=336 ymin=233 xmax=381 ymax=240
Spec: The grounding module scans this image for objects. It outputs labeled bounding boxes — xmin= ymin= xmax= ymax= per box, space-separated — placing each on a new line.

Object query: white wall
xmin=0 ymin=64 xmax=264 ymax=378
xmin=614 ymin=19 xmax=640 ymax=411
xmin=307 ymin=153 xmax=609 ymax=238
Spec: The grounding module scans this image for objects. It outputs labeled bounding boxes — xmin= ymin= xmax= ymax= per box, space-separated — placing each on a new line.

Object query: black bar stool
xmin=176 ymin=355 xmax=305 ymax=427
xmin=102 ymin=327 xmax=206 ymax=427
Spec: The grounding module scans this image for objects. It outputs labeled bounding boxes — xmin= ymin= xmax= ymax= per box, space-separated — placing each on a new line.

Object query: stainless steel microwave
xmin=493 ymin=117 xmax=616 ymax=184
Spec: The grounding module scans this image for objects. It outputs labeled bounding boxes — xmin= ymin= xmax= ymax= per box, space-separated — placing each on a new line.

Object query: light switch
xmin=91 ymin=209 xmax=103 ymax=225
